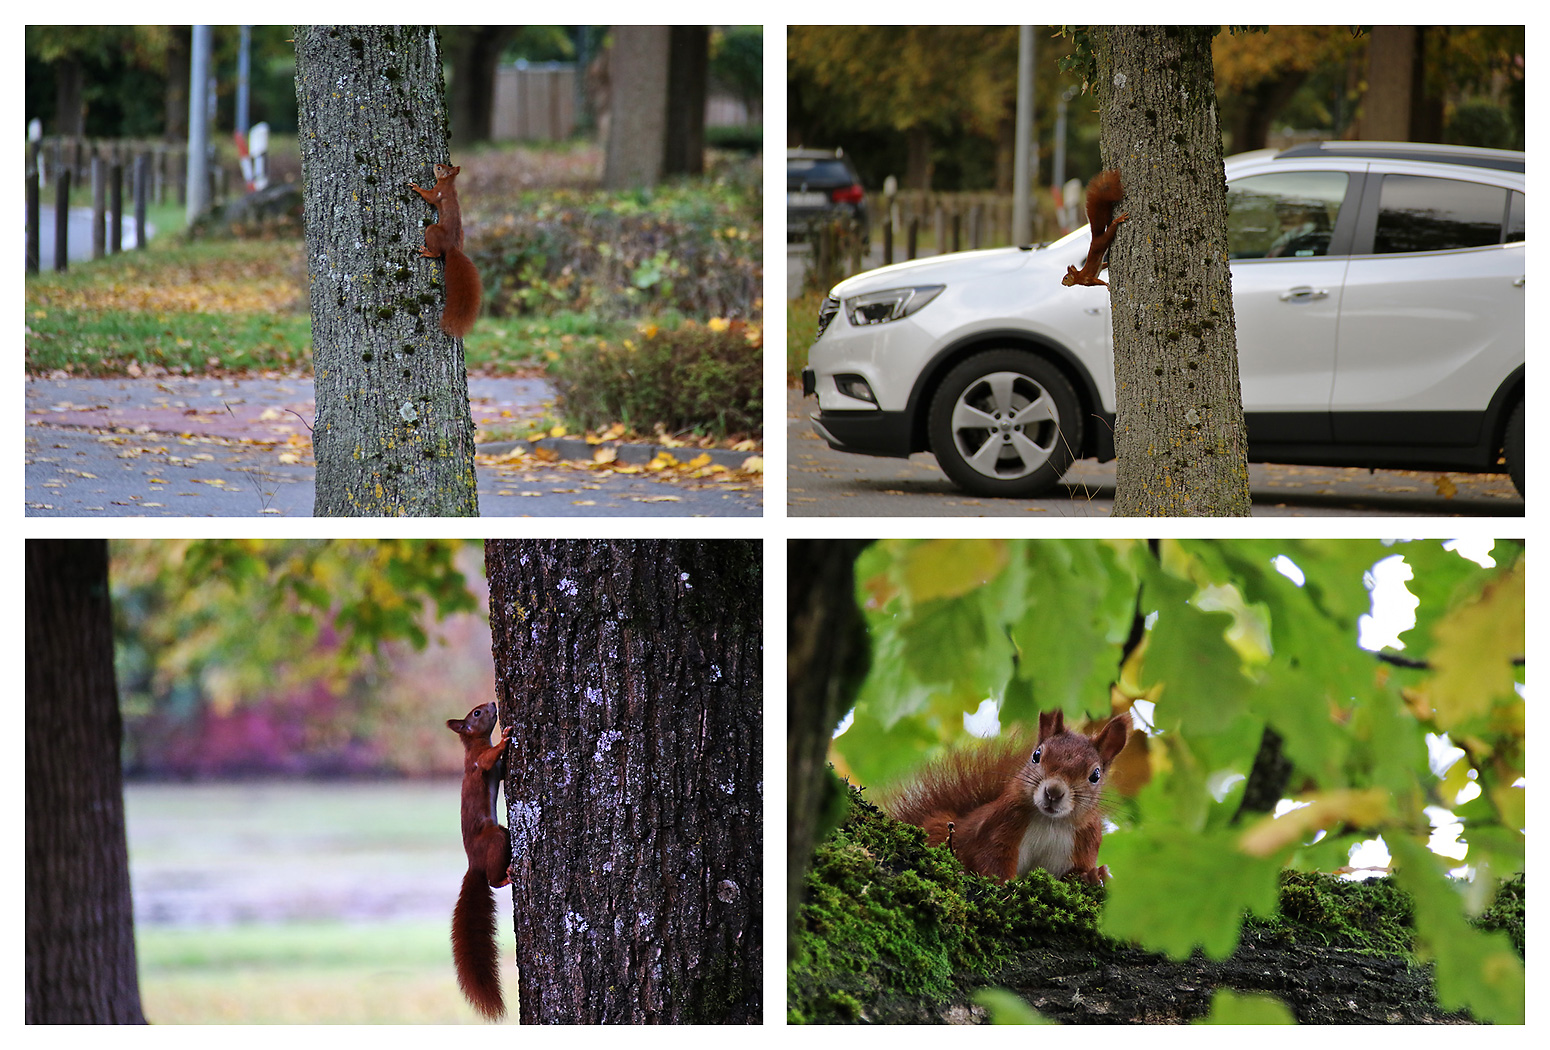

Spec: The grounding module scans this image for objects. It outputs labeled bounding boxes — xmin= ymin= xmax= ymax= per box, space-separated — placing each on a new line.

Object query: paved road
xmin=25 ymin=375 xmax=762 ymax=517
xmin=787 ymin=387 xmax=1523 ymax=518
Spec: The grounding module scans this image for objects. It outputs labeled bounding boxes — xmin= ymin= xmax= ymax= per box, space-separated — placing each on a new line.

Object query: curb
xmin=478 ymin=437 xmax=759 ymax=470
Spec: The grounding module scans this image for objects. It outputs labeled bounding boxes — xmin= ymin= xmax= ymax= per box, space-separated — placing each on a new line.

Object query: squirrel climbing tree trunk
xmin=484 ymin=540 xmax=762 ymax=1023
xmin=295 ymin=25 xmax=479 ymax=516
xmin=1094 ymin=26 xmax=1252 ymax=516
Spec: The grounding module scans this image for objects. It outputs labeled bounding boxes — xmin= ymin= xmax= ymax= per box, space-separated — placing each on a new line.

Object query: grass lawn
xmin=126 ymin=781 xmax=516 ymax=1024
xmin=137 ymin=919 xmax=497 ymax=1024
xmin=23 ymin=234 xmax=634 ymax=380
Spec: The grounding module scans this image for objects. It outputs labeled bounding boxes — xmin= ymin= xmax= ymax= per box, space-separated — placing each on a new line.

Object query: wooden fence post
xmin=53 ymin=168 xmax=71 ymax=272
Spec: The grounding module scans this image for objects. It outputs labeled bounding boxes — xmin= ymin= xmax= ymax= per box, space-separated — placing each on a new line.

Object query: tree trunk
xmin=1361 ymin=26 xmax=1419 ymax=141
xmin=25 ymin=540 xmax=146 ymax=1024
xmin=162 ymin=27 xmax=189 ymax=142
xmin=904 ymin=126 xmax=933 ymax=190
xmin=449 ymin=26 xmax=517 ymax=148
xmin=664 ymin=26 xmax=709 ymax=177
xmin=53 ymin=57 xmax=85 ymax=137
xmin=1097 ymin=26 xmax=1251 ymax=516
xmin=484 ymin=540 xmax=762 ymax=1023
xmin=603 ymin=26 xmax=672 ymax=189
xmin=786 ymin=540 xmax=871 ymax=958
xmin=294 ymin=25 xmax=480 ymax=517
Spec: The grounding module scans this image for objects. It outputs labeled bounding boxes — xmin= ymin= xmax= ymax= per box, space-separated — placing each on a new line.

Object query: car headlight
xmin=843 ymin=285 xmax=944 ymax=327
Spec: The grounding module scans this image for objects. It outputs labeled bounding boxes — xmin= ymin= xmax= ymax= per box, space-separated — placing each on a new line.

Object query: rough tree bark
xmin=484 ymin=540 xmax=762 ymax=1023
xmin=25 ymin=540 xmax=147 ymax=1024
xmin=295 ymin=25 xmax=479 ymax=516
xmin=1095 ymin=26 xmax=1251 ymax=516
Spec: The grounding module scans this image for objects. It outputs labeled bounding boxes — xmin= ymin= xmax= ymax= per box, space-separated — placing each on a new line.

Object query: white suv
xmin=802 ymin=142 xmax=1525 ymax=499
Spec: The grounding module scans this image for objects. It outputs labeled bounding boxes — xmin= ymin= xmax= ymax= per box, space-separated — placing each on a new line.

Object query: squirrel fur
xmin=447 ymin=701 xmax=512 ymax=1021
xmin=1061 ymin=169 xmax=1127 ymax=288
xmin=883 ymin=709 xmax=1132 ymax=884
xmin=411 ymin=163 xmax=482 ymax=337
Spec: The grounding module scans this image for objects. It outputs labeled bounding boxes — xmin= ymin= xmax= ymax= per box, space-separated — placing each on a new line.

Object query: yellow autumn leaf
xmin=708 ymin=317 xmax=730 ymax=332
xmin=900 ymin=539 xmax=1010 ymax=604
xmin=549 ymin=424 xmax=567 ymax=438
xmin=1238 ymin=789 xmax=1392 ymax=858
xmin=1426 ymin=559 xmax=1525 ymax=728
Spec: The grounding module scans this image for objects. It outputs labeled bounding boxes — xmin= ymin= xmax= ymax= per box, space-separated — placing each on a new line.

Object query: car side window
xmin=1506 ymin=190 xmax=1525 ymax=244
xmin=1372 ymin=175 xmax=1513 ymax=253
xmin=1226 ymin=171 xmax=1349 ymax=260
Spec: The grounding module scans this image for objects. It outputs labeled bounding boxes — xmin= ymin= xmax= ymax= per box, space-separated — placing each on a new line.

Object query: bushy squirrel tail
xmin=441 ymin=247 xmax=483 ymax=338
xmin=452 ymin=866 xmax=504 ymax=1020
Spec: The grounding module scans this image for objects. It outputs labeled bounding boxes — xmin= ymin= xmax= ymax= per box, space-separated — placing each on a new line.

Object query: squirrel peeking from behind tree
xmin=411 ymin=162 xmax=482 ymax=337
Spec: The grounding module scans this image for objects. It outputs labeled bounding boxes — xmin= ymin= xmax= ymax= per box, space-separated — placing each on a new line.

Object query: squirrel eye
xmin=1031 ymin=747 xmax=1042 ymax=765
xmin=1089 ymin=767 xmax=1102 ymax=784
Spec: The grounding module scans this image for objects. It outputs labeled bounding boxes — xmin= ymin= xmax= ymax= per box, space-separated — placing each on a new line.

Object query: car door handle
xmin=1514 ymin=276 xmax=1525 ymax=288
xmin=1279 ymin=286 xmax=1329 ymax=302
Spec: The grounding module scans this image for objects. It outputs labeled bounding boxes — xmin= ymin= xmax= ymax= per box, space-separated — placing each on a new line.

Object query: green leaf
xmin=974 ymin=987 xmax=1054 ymax=1024
xmin=1193 ymin=988 xmax=1295 ymax=1024
xmin=1101 ymin=821 xmax=1281 ymax=959
xmin=1388 ymin=835 xmax=1524 ymax=1023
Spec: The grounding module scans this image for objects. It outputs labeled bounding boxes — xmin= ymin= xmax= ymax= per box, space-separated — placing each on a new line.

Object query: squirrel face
xmin=1019 ymin=730 xmax=1108 ymax=821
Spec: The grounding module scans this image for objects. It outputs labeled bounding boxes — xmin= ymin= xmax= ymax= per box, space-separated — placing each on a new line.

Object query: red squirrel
xmin=447 ymin=701 xmax=512 ymax=1021
xmin=884 ymin=709 xmax=1132 ymax=884
xmin=1061 ymin=169 xmax=1127 ymax=288
xmin=410 ymin=163 xmax=483 ymax=337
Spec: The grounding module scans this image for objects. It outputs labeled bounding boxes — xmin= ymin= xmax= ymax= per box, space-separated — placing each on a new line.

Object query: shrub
xmin=473 ymin=183 xmax=761 ymax=321
xmin=547 ymin=318 xmax=762 ymax=440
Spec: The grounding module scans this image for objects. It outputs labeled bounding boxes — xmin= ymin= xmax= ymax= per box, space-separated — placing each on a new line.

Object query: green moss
xmin=788 ymin=783 xmax=1111 ymax=1023
xmin=792 ymin=788 xmax=1525 ymax=1022
xmin=1254 ymin=871 xmax=1415 ymax=955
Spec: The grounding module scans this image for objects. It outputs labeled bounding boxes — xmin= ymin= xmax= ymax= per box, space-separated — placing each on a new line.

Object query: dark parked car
xmin=787 ymin=148 xmax=868 ymax=240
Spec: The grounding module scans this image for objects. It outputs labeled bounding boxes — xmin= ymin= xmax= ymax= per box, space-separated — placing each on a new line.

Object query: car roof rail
xmin=1275 ymin=140 xmax=1525 ymax=174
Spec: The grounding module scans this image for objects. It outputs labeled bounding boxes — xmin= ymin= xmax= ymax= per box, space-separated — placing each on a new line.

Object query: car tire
xmin=1505 ymin=399 xmax=1524 ymax=497
xmin=926 ymin=349 xmax=1082 ymax=498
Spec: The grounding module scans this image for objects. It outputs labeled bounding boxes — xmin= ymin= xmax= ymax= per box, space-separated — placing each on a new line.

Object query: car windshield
xmin=789 ymin=159 xmax=854 ymax=183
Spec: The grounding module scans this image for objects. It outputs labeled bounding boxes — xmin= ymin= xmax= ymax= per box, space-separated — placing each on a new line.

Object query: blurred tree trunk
xmin=664 ymin=26 xmax=708 ymax=176
xmin=603 ymin=26 xmax=671 ymax=188
xmin=294 ymin=24 xmax=479 ymax=517
xmin=786 ymin=540 xmax=871 ymax=957
xmin=485 ymin=540 xmax=762 ymax=1023
xmin=1097 ymin=26 xmax=1251 ymax=516
xmin=447 ymin=26 xmax=518 ymax=147
xmin=26 ymin=540 xmax=146 ymax=1024
xmin=162 ymin=26 xmax=189 ymax=142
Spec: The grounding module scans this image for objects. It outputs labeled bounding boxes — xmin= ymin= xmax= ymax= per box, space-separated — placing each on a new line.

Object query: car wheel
xmin=926 ymin=349 xmax=1082 ymax=497
xmin=1505 ymin=399 xmax=1524 ymax=497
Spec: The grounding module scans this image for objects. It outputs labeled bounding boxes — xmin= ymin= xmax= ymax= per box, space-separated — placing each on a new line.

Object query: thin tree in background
xmin=485 ymin=540 xmax=762 ymax=1023
xmin=295 ymin=25 xmax=479 ymax=516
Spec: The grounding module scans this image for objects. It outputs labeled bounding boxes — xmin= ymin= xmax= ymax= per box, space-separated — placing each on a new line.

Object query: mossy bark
xmin=295 ymin=25 xmax=479 ymax=516
xmin=1095 ymin=26 xmax=1251 ymax=517
xmin=788 ymin=785 xmax=1523 ymax=1024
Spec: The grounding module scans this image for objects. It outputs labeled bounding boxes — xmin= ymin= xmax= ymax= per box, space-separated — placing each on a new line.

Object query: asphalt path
xmin=787 ymin=387 xmax=1523 ymax=518
xmin=25 ymin=375 xmax=762 ymax=518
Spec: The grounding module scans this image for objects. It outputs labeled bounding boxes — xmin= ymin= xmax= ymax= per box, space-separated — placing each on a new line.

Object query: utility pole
xmin=1011 ymin=26 xmax=1036 ymax=244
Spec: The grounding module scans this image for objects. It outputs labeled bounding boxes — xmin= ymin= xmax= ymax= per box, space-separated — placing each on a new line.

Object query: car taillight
xmin=830 ymin=184 xmax=865 ymax=204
